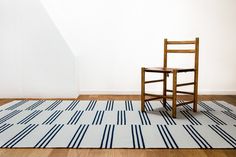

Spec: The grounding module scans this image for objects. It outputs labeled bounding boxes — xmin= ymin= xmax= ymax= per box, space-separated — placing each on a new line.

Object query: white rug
xmin=0 ymin=100 xmax=235 ymax=148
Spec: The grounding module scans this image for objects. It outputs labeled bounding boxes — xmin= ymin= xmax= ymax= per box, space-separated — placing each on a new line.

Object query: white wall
xmin=0 ymin=0 xmax=79 ymax=98
xmin=41 ymin=0 xmax=236 ymax=94
xmin=1 ymin=0 xmax=236 ymax=97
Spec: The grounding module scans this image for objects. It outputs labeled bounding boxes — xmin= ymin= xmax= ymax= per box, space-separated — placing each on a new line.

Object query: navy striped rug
xmin=0 ymin=100 xmax=235 ymax=148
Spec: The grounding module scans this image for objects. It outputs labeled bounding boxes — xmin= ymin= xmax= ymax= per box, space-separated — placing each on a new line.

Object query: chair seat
xmin=144 ymin=67 xmax=195 ymax=73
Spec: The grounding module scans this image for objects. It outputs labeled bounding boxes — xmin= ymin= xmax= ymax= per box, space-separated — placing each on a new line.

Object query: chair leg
xmin=141 ymin=67 xmax=145 ymax=112
xmin=163 ymin=73 xmax=167 ymax=108
xmin=172 ymin=70 xmax=177 ymax=118
xmin=193 ymin=73 xmax=198 ymax=112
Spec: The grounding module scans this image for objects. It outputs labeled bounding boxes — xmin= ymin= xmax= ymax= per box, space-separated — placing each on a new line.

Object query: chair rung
xmin=167 ymin=41 xmax=196 ymax=44
xmin=145 ymin=93 xmax=172 ymax=99
xmin=145 ymin=93 xmax=162 ymax=97
xmin=177 ymin=82 xmax=195 ymax=87
xmin=177 ymin=101 xmax=194 ymax=106
xmin=167 ymin=49 xmax=195 ymax=53
xmin=166 ymin=90 xmax=194 ymax=95
xmin=145 ymin=97 xmax=162 ymax=101
xmin=145 ymin=79 xmax=164 ymax=84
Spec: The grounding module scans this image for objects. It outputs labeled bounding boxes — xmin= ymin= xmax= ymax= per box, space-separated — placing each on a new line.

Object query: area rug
xmin=0 ymin=100 xmax=235 ymax=148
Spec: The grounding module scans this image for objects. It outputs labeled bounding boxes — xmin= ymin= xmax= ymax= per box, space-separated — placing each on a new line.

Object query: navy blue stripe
xmin=128 ymin=101 xmax=130 ymax=110
xmin=160 ymin=100 xmax=172 ymax=111
xmin=142 ymin=112 xmax=148 ymax=125
xmin=26 ymin=100 xmax=45 ymax=110
xmin=47 ymin=111 xmax=63 ymax=124
xmin=105 ymin=125 xmax=111 ymax=148
xmin=138 ymin=125 xmax=145 ymax=148
xmin=157 ymin=125 xmax=169 ymax=148
xmin=42 ymin=124 xmax=64 ymax=148
xmin=135 ymin=125 xmax=140 ymax=148
xmin=189 ymin=125 xmax=212 ymax=148
xmin=201 ymin=111 xmax=226 ymax=125
xmin=130 ymin=101 xmax=134 ymax=111
xmin=178 ymin=100 xmax=192 ymax=110
xmin=110 ymin=125 xmax=115 ymax=148
xmin=186 ymin=125 xmax=208 ymax=148
xmin=86 ymin=100 xmax=96 ymax=111
xmin=100 ymin=125 xmax=107 ymax=148
xmin=164 ymin=125 xmax=178 ymax=148
xmin=131 ymin=125 xmax=136 ymax=148
xmin=159 ymin=111 xmax=170 ymax=125
xmin=209 ymin=125 xmax=236 ymax=148
xmin=105 ymin=101 xmax=108 ymax=110
xmin=181 ymin=111 xmax=201 ymax=125
xmin=160 ymin=125 xmax=174 ymax=148
xmin=144 ymin=102 xmax=150 ymax=111
xmin=164 ymin=111 xmax=176 ymax=125
xmin=90 ymin=100 xmax=97 ymax=111
xmin=43 ymin=110 xmax=63 ymax=125
xmin=72 ymin=125 xmax=86 ymax=148
xmin=106 ymin=100 xmax=113 ymax=111
xmin=180 ymin=111 xmax=195 ymax=125
xmin=138 ymin=111 xmax=144 ymax=125
xmin=45 ymin=100 xmax=62 ymax=111
xmin=185 ymin=125 xmax=211 ymax=148
xmin=147 ymin=101 xmax=153 ymax=111
xmin=95 ymin=111 xmax=102 ymax=125
xmin=5 ymin=100 xmax=28 ymax=110
xmin=8 ymin=125 xmax=38 ymax=148
xmin=145 ymin=102 xmax=150 ymax=111
xmin=117 ymin=111 xmax=119 ymax=125
xmin=199 ymin=101 xmax=214 ymax=111
xmin=183 ymin=125 xmax=203 ymax=148
xmin=222 ymin=111 xmax=236 ymax=120
xmin=144 ymin=112 xmax=151 ymax=125
xmin=18 ymin=110 xmax=42 ymax=124
xmin=2 ymin=124 xmax=32 ymax=147
xmin=85 ymin=101 xmax=92 ymax=110
xmin=2 ymin=124 xmax=38 ymax=148
xmin=124 ymin=111 xmax=126 ymax=125
xmin=66 ymin=100 xmax=79 ymax=111
xmin=120 ymin=111 xmax=123 ymax=125
xmin=0 ymin=124 xmax=8 ymax=132
xmin=212 ymin=125 xmax=236 ymax=146
xmin=0 ymin=124 xmax=14 ymax=133
xmin=71 ymin=111 xmax=80 ymax=124
xmin=67 ymin=125 xmax=82 ymax=148
xmin=76 ymin=125 xmax=89 ymax=148
xmin=125 ymin=101 xmax=133 ymax=111
xmin=69 ymin=111 xmax=79 ymax=125
xmin=34 ymin=124 xmax=57 ymax=147
xmin=0 ymin=110 xmax=22 ymax=124
xmin=99 ymin=111 xmax=105 ymax=125
xmin=74 ymin=111 xmax=83 ymax=124
xmin=111 ymin=101 xmax=114 ymax=111
xmin=212 ymin=101 xmax=232 ymax=111
xmin=35 ymin=124 xmax=64 ymax=148
xmin=146 ymin=101 xmax=154 ymax=111
xmin=92 ymin=111 xmax=99 ymax=125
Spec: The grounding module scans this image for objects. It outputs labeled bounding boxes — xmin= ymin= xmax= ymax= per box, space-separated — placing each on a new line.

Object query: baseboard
xmin=79 ymin=90 xmax=236 ymax=95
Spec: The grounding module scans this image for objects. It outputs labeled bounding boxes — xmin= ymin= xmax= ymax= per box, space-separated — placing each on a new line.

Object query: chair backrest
xmin=163 ymin=37 xmax=199 ymax=71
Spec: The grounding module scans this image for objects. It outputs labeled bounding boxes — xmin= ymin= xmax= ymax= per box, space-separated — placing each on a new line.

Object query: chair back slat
xmin=167 ymin=49 xmax=195 ymax=53
xmin=167 ymin=41 xmax=195 ymax=44
xmin=163 ymin=38 xmax=199 ymax=69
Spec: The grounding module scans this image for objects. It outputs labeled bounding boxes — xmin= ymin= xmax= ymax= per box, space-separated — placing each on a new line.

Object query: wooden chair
xmin=141 ymin=37 xmax=199 ymax=118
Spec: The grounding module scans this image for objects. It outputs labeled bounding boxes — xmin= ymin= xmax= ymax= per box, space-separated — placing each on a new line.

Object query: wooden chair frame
xmin=141 ymin=38 xmax=199 ymax=118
